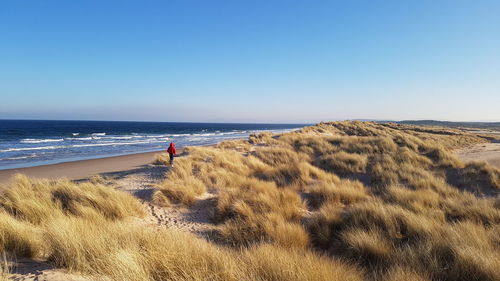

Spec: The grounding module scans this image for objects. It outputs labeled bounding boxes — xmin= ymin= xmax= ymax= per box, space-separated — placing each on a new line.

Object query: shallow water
xmin=0 ymin=120 xmax=305 ymax=169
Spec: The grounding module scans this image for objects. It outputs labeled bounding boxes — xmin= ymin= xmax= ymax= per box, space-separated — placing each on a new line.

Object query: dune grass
xmin=154 ymin=121 xmax=500 ymax=281
xmin=152 ymin=153 xmax=171 ymax=166
xmin=0 ymin=175 xmax=361 ymax=281
xmin=2 ymin=121 xmax=500 ymax=281
xmin=0 ymin=253 xmax=10 ymax=281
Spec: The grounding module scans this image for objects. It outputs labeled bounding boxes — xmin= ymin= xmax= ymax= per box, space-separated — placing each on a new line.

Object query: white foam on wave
xmin=69 ymin=140 xmax=164 ymax=148
xmin=4 ymin=156 xmax=30 ymax=160
xmin=218 ymin=131 xmax=244 ymax=135
xmin=0 ymin=146 xmax=62 ymax=152
xmin=21 ymin=138 xmax=64 ymax=144
xmin=68 ymin=137 xmax=93 ymax=141
xmin=100 ymin=136 xmax=134 ymax=140
xmin=91 ymin=132 xmax=106 ymax=136
xmin=0 ymin=139 xmax=168 ymax=153
xmin=186 ymin=137 xmax=212 ymax=142
xmin=167 ymin=131 xmax=245 ymax=138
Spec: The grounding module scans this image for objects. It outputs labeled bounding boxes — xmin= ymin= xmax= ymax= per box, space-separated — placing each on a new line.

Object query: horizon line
xmin=1 ymin=118 xmax=499 ymax=124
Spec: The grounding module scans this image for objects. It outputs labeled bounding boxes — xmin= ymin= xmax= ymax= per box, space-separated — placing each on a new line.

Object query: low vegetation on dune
xmin=156 ymin=121 xmax=500 ymax=281
xmin=0 ymin=176 xmax=361 ymax=281
xmin=2 ymin=121 xmax=500 ymax=280
xmin=0 ymin=175 xmax=144 ymax=259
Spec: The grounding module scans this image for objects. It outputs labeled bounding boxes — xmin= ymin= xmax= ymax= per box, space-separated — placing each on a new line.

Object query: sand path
xmin=7 ymin=259 xmax=91 ymax=281
xmin=456 ymin=141 xmax=500 ymax=168
xmin=104 ymin=163 xmax=217 ymax=236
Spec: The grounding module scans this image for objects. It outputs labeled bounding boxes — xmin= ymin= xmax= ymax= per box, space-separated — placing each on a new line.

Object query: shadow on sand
xmin=74 ymin=164 xmax=169 ymax=183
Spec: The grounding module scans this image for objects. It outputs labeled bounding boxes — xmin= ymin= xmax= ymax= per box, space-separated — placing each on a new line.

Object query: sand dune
xmin=456 ymin=142 xmax=500 ymax=168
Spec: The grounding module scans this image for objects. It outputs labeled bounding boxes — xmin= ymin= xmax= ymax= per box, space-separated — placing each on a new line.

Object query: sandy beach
xmin=0 ymin=151 xmax=164 ymax=184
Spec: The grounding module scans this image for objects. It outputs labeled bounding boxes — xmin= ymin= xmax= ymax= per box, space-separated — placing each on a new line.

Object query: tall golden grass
xmin=0 ymin=175 xmax=361 ymax=281
xmin=155 ymin=121 xmax=500 ymax=281
xmin=2 ymin=121 xmax=500 ymax=281
xmin=0 ymin=253 xmax=9 ymax=281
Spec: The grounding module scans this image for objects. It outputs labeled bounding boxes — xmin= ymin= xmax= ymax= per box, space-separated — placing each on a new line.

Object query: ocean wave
xmin=100 ymin=136 xmax=135 ymax=140
xmin=166 ymin=131 xmax=246 ymax=138
xmin=68 ymin=140 xmax=164 ymax=148
xmin=186 ymin=137 xmax=212 ymax=142
xmin=145 ymin=135 xmax=170 ymax=138
xmin=218 ymin=131 xmax=245 ymax=135
xmin=1 ymin=128 xmax=302 ymax=161
xmin=21 ymin=138 xmax=64 ymax=144
xmin=0 ymin=139 xmax=168 ymax=152
xmin=0 ymin=146 xmax=62 ymax=152
xmin=3 ymin=156 xmax=29 ymax=160
xmin=2 ymin=155 xmax=38 ymax=160
xmin=68 ymin=137 xmax=93 ymax=141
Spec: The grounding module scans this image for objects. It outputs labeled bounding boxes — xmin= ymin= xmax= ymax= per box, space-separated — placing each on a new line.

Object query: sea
xmin=0 ymin=120 xmax=305 ymax=170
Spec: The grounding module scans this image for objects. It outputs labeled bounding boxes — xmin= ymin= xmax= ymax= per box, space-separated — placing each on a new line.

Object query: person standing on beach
xmin=167 ymin=142 xmax=176 ymax=166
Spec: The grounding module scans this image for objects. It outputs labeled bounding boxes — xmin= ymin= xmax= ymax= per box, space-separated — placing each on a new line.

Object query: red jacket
xmin=167 ymin=143 xmax=176 ymax=155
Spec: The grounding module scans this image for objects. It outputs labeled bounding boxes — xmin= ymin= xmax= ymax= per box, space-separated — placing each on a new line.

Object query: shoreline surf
xmin=0 ymin=120 xmax=304 ymax=170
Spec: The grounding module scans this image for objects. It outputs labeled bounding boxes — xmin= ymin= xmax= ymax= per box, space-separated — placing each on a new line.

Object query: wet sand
xmin=0 ymin=151 xmax=165 ymax=184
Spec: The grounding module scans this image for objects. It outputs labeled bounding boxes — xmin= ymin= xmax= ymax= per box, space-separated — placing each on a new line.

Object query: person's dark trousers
xmin=169 ymin=153 xmax=174 ymax=165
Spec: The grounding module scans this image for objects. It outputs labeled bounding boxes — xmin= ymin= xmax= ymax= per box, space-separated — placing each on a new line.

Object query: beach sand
xmin=0 ymin=151 xmax=164 ymax=184
xmin=456 ymin=141 xmax=500 ymax=168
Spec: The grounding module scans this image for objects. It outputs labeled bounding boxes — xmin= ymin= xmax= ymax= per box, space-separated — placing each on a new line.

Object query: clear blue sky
xmin=1 ymin=0 xmax=499 ymax=123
